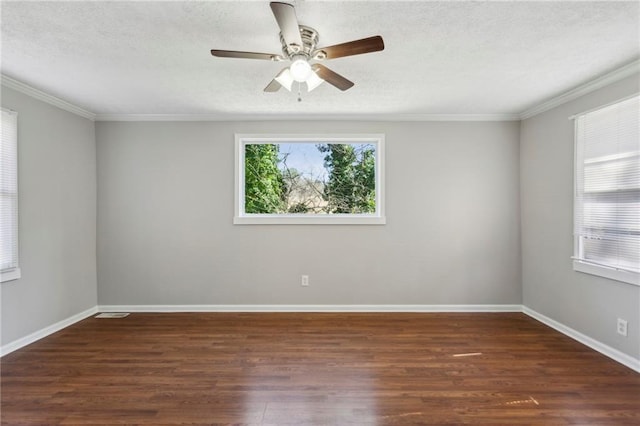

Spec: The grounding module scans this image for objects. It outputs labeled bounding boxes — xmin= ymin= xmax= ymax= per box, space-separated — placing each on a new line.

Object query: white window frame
xmin=572 ymin=95 xmax=639 ymax=287
xmin=1 ymin=108 xmax=21 ymax=283
xmin=235 ymin=134 xmax=385 ymax=225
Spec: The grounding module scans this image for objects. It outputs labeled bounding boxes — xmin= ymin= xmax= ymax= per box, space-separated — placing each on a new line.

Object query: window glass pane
xmin=235 ymin=135 xmax=385 ymax=224
xmin=574 ymin=96 xmax=640 ymax=279
xmin=245 ymin=142 xmax=376 ymax=215
xmin=1 ymin=108 xmax=19 ymax=278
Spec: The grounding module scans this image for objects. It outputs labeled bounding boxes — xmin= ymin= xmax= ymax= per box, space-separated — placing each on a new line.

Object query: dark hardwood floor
xmin=1 ymin=312 xmax=639 ymax=425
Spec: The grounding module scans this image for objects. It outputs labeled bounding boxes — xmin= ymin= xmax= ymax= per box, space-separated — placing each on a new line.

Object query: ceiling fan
xmin=210 ymin=2 xmax=384 ymax=93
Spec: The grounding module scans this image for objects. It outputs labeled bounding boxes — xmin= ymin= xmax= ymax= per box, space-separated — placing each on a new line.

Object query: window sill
xmin=573 ymin=260 xmax=639 ymax=287
xmin=234 ymin=215 xmax=386 ymax=225
xmin=1 ymin=267 xmax=21 ymax=283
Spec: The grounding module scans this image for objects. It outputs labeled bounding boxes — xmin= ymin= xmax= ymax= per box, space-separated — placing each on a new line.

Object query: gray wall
xmin=520 ymin=74 xmax=640 ymax=359
xmin=96 ymin=121 xmax=521 ymax=306
xmin=3 ymin=73 xmax=638 ymax=363
xmin=1 ymin=87 xmax=97 ymax=346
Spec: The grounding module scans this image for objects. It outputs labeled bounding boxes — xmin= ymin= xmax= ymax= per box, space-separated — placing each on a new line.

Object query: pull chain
xmin=297 ymin=82 xmax=302 ymax=102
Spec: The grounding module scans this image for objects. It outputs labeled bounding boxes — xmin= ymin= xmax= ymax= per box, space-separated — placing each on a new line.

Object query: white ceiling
xmin=1 ymin=1 xmax=639 ymax=118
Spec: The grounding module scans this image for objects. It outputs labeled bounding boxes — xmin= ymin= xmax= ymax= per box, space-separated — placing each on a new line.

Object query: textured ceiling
xmin=1 ymin=1 xmax=639 ymax=117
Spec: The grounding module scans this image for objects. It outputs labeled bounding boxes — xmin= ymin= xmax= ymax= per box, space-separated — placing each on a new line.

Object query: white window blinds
xmin=574 ymin=95 xmax=640 ymax=283
xmin=1 ymin=108 xmax=20 ymax=282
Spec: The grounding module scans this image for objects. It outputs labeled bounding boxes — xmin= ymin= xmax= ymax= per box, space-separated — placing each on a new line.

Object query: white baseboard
xmin=3 ymin=304 xmax=638 ymax=374
xmin=97 ymin=304 xmax=523 ymax=313
xmin=1 ymin=305 xmax=98 ymax=357
xmin=522 ymin=306 xmax=640 ymax=373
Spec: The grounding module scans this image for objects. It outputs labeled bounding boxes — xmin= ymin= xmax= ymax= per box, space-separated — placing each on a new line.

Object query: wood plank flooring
xmin=1 ymin=312 xmax=639 ymax=425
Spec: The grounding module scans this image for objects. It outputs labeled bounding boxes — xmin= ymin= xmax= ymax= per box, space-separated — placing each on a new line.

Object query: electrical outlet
xmin=617 ymin=318 xmax=628 ymax=337
xmin=301 ymin=275 xmax=309 ymax=286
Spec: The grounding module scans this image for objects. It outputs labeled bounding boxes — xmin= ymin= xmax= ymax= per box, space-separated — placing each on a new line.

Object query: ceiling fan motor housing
xmin=280 ymin=25 xmax=320 ymax=60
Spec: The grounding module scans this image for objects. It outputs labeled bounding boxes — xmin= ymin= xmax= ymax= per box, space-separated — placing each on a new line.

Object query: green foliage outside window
xmin=318 ymin=144 xmax=375 ymax=213
xmin=244 ymin=144 xmax=285 ymax=213
xmin=243 ymin=142 xmax=376 ymax=214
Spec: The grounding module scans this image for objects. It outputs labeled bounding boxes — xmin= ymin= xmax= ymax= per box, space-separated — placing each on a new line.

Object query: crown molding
xmin=519 ymin=59 xmax=640 ymax=120
xmin=1 ymin=75 xmax=96 ymax=121
xmin=94 ymin=113 xmax=521 ymax=122
xmin=4 ymin=59 xmax=638 ymax=123
xmin=2 ymin=75 xmax=516 ymax=122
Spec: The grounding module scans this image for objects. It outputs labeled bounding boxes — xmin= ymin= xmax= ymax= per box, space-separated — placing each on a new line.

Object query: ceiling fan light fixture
xmin=306 ymin=71 xmax=324 ymax=91
xmin=275 ymin=68 xmax=294 ymax=91
xmin=289 ymin=56 xmax=312 ymax=82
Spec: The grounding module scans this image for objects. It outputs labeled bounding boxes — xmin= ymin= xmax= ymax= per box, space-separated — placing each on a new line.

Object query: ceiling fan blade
xmin=312 ymin=64 xmax=354 ymax=91
xmin=264 ymin=68 xmax=292 ymax=92
xmin=270 ymin=2 xmax=303 ymax=49
xmin=313 ymin=35 xmax=384 ymax=60
xmin=211 ymin=49 xmax=283 ymax=61
xmin=264 ymin=79 xmax=282 ymax=92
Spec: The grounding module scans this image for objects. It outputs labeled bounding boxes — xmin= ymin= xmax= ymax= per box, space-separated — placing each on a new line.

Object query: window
xmin=235 ymin=134 xmax=385 ymax=224
xmin=573 ymin=95 xmax=639 ymax=286
xmin=1 ymin=108 xmax=20 ymax=282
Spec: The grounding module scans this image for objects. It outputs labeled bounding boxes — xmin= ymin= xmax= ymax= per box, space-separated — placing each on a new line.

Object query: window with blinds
xmin=573 ymin=95 xmax=639 ymax=286
xmin=1 ymin=108 xmax=20 ymax=283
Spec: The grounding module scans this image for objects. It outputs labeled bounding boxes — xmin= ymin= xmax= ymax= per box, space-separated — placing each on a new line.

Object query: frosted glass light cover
xmin=275 ymin=69 xmax=294 ymax=91
xmin=306 ymin=71 xmax=324 ymax=91
xmin=290 ymin=59 xmax=312 ymax=82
